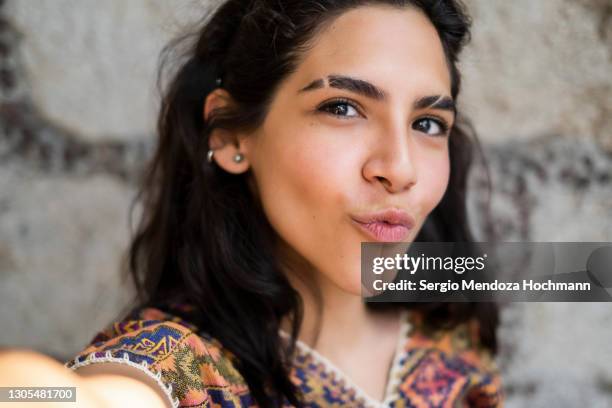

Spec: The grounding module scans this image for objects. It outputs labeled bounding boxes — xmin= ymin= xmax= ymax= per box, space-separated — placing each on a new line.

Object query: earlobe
xmin=206 ymin=130 xmax=250 ymax=174
xmin=206 ymin=147 xmax=250 ymax=175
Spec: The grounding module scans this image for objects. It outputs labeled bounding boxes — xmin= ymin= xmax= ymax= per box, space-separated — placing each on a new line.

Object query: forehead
xmin=290 ymin=5 xmax=451 ymax=98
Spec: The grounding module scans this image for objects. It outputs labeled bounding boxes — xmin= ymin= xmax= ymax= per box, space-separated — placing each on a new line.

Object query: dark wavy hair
xmin=123 ymin=0 xmax=498 ymax=406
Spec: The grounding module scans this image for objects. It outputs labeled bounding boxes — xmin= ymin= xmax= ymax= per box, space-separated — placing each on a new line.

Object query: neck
xmin=276 ymin=241 xmax=405 ymax=403
xmin=279 ymin=245 xmax=401 ymax=351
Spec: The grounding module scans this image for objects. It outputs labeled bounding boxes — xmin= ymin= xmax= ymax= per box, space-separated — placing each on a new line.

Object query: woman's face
xmin=242 ymin=5 xmax=454 ymax=295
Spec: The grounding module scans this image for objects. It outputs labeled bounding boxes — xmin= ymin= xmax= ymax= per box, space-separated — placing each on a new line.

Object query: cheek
xmin=249 ymin=122 xmax=365 ymax=292
xmin=417 ymin=147 xmax=451 ymax=213
xmin=252 ymin=128 xmax=351 ymax=251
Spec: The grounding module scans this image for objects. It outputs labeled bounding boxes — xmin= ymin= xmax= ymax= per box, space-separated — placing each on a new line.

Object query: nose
xmin=362 ymin=127 xmax=418 ymax=193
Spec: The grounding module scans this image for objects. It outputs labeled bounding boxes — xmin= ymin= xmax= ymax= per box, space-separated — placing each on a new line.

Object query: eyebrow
xmin=298 ymin=74 xmax=456 ymax=114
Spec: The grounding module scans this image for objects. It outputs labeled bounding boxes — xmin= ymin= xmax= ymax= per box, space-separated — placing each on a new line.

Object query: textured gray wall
xmin=1 ymin=1 xmax=611 ymax=406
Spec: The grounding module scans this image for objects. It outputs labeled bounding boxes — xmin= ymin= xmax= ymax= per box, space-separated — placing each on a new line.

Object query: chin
xmin=330 ymin=272 xmax=363 ymax=297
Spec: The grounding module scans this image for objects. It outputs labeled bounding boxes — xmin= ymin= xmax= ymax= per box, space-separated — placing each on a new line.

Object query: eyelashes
xmin=316 ymin=98 xmax=451 ymax=137
xmin=412 ymin=117 xmax=449 ymax=136
xmin=317 ymin=97 xmax=362 ymax=119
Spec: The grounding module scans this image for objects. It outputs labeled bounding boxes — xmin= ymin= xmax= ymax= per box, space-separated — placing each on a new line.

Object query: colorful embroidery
xmin=65 ymin=305 xmax=503 ymax=407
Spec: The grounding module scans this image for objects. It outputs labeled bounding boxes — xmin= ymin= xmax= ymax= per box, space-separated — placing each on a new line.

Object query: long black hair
xmin=124 ymin=0 xmax=498 ymax=406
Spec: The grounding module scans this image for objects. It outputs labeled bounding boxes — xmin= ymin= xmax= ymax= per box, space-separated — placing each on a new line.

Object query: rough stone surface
xmin=461 ymin=0 xmax=612 ymax=150
xmin=468 ymin=136 xmax=612 ymax=242
xmin=3 ymin=0 xmax=210 ymax=141
xmin=467 ymin=136 xmax=612 ymax=406
xmin=498 ymin=302 xmax=612 ymax=407
xmin=0 ymin=162 xmax=136 ymax=358
xmin=1 ymin=1 xmax=611 ymax=406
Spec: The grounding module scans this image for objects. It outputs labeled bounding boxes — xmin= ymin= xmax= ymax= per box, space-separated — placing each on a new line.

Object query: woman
xmin=0 ymin=0 xmax=503 ymax=406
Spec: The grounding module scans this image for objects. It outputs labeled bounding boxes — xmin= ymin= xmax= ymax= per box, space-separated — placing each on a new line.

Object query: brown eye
xmin=318 ymin=99 xmax=361 ymax=119
xmin=412 ymin=117 xmax=449 ymax=136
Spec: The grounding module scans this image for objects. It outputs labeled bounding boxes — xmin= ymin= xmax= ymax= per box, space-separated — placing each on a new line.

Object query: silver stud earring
xmin=233 ymin=152 xmax=244 ymax=163
xmin=207 ymin=149 xmax=215 ymax=163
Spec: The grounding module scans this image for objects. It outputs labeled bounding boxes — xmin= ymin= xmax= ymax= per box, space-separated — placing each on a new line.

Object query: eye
xmin=317 ymin=98 xmax=362 ymax=119
xmin=412 ymin=117 xmax=450 ymax=136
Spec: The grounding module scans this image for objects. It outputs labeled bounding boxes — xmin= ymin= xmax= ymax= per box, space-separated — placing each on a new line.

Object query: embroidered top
xmin=65 ymin=304 xmax=503 ymax=407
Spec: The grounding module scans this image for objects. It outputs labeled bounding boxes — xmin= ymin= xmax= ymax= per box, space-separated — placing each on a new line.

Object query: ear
xmin=204 ymin=89 xmax=252 ymax=174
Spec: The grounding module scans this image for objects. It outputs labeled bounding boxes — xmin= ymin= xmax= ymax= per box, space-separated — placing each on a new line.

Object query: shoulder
xmin=65 ymin=305 xmax=252 ymax=408
xmin=401 ymin=311 xmax=504 ymax=407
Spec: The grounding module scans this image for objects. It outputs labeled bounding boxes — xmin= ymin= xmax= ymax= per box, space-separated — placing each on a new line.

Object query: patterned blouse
xmin=64 ymin=304 xmax=504 ymax=407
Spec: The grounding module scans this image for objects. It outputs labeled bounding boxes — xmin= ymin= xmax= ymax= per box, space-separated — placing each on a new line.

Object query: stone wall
xmin=1 ymin=0 xmax=611 ymax=406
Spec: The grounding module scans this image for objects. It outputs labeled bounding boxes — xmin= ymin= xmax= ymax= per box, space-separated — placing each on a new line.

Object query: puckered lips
xmin=350 ymin=208 xmax=415 ymax=242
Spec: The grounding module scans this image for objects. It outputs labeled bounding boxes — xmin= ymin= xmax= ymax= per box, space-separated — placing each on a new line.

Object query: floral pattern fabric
xmin=65 ymin=305 xmax=503 ymax=407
